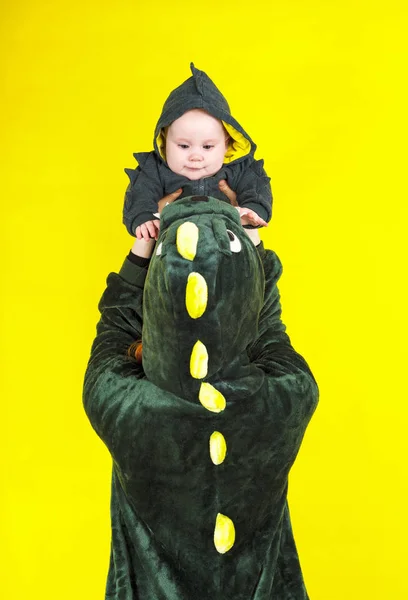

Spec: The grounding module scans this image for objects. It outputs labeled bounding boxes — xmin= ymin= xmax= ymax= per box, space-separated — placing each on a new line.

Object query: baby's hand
xmin=136 ymin=219 xmax=161 ymax=241
xmin=135 ymin=190 xmax=183 ymax=241
xmin=236 ymin=207 xmax=268 ymax=228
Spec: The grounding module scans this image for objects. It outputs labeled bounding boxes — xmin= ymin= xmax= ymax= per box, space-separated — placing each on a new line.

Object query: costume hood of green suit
xmin=143 ymin=197 xmax=265 ymax=399
xmin=83 ymin=197 xmax=319 ymax=599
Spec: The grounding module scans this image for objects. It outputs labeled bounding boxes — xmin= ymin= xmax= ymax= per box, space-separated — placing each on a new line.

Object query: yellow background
xmin=1 ymin=1 xmax=407 ymax=598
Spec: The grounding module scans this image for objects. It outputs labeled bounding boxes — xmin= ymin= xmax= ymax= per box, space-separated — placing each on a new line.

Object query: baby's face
xmin=165 ymin=109 xmax=229 ymax=180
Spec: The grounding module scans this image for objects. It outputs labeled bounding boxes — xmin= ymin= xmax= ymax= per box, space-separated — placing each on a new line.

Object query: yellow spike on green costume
xmin=209 ymin=432 xmax=227 ymax=465
xmin=214 ymin=513 xmax=235 ymax=554
xmin=185 ymin=272 xmax=208 ymax=319
xmin=190 ymin=340 xmax=208 ymax=379
xmin=176 ymin=221 xmax=199 ymax=261
xmin=198 ymin=382 xmax=226 ymax=413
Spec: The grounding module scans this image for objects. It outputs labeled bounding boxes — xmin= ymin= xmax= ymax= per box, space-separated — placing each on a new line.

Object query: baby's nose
xmin=189 ymin=151 xmax=204 ymax=161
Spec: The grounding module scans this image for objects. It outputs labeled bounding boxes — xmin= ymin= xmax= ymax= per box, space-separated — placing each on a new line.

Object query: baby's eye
xmin=203 ymin=145 xmax=214 ymax=150
xmin=178 ymin=144 xmax=189 ymax=149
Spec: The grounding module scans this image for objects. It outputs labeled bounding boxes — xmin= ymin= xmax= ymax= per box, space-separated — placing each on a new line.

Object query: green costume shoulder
xmin=84 ymin=197 xmax=318 ymax=599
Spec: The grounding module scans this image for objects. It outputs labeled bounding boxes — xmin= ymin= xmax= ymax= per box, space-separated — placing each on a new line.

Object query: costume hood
xmin=153 ymin=63 xmax=256 ymax=166
xmin=142 ymin=196 xmax=265 ymax=401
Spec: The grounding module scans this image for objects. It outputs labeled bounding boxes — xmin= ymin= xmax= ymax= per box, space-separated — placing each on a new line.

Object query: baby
xmin=123 ymin=63 xmax=273 ymax=240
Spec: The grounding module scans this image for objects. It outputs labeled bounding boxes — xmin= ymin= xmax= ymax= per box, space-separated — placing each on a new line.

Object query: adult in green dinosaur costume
xmin=83 ymin=195 xmax=319 ymax=599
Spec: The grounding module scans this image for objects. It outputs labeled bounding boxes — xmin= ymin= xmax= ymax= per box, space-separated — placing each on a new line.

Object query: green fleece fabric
xmin=83 ymin=197 xmax=319 ymax=599
xmin=123 ymin=63 xmax=273 ymax=234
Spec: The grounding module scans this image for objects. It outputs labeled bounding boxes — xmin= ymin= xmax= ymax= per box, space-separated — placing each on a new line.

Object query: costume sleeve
xmin=123 ymin=152 xmax=165 ymax=236
xmin=248 ymin=246 xmax=319 ymax=430
xmin=235 ymin=159 xmax=273 ymax=227
xmin=82 ymin=259 xmax=173 ymax=467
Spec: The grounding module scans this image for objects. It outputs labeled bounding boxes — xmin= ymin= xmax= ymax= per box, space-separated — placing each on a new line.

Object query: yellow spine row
xmin=178 ymin=222 xmax=235 ymax=554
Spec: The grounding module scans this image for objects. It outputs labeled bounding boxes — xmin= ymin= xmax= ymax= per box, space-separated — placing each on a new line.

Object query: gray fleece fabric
xmin=123 ymin=63 xmax=273 ymax=234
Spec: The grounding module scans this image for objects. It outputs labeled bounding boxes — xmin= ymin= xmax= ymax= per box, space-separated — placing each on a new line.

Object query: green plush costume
xmin=83 ymin=197 xmax=319 ymax=599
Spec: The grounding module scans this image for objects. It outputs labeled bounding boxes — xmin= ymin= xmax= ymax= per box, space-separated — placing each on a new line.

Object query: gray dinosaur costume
xmin=123 ymin=63 xmax=273 ymax=234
